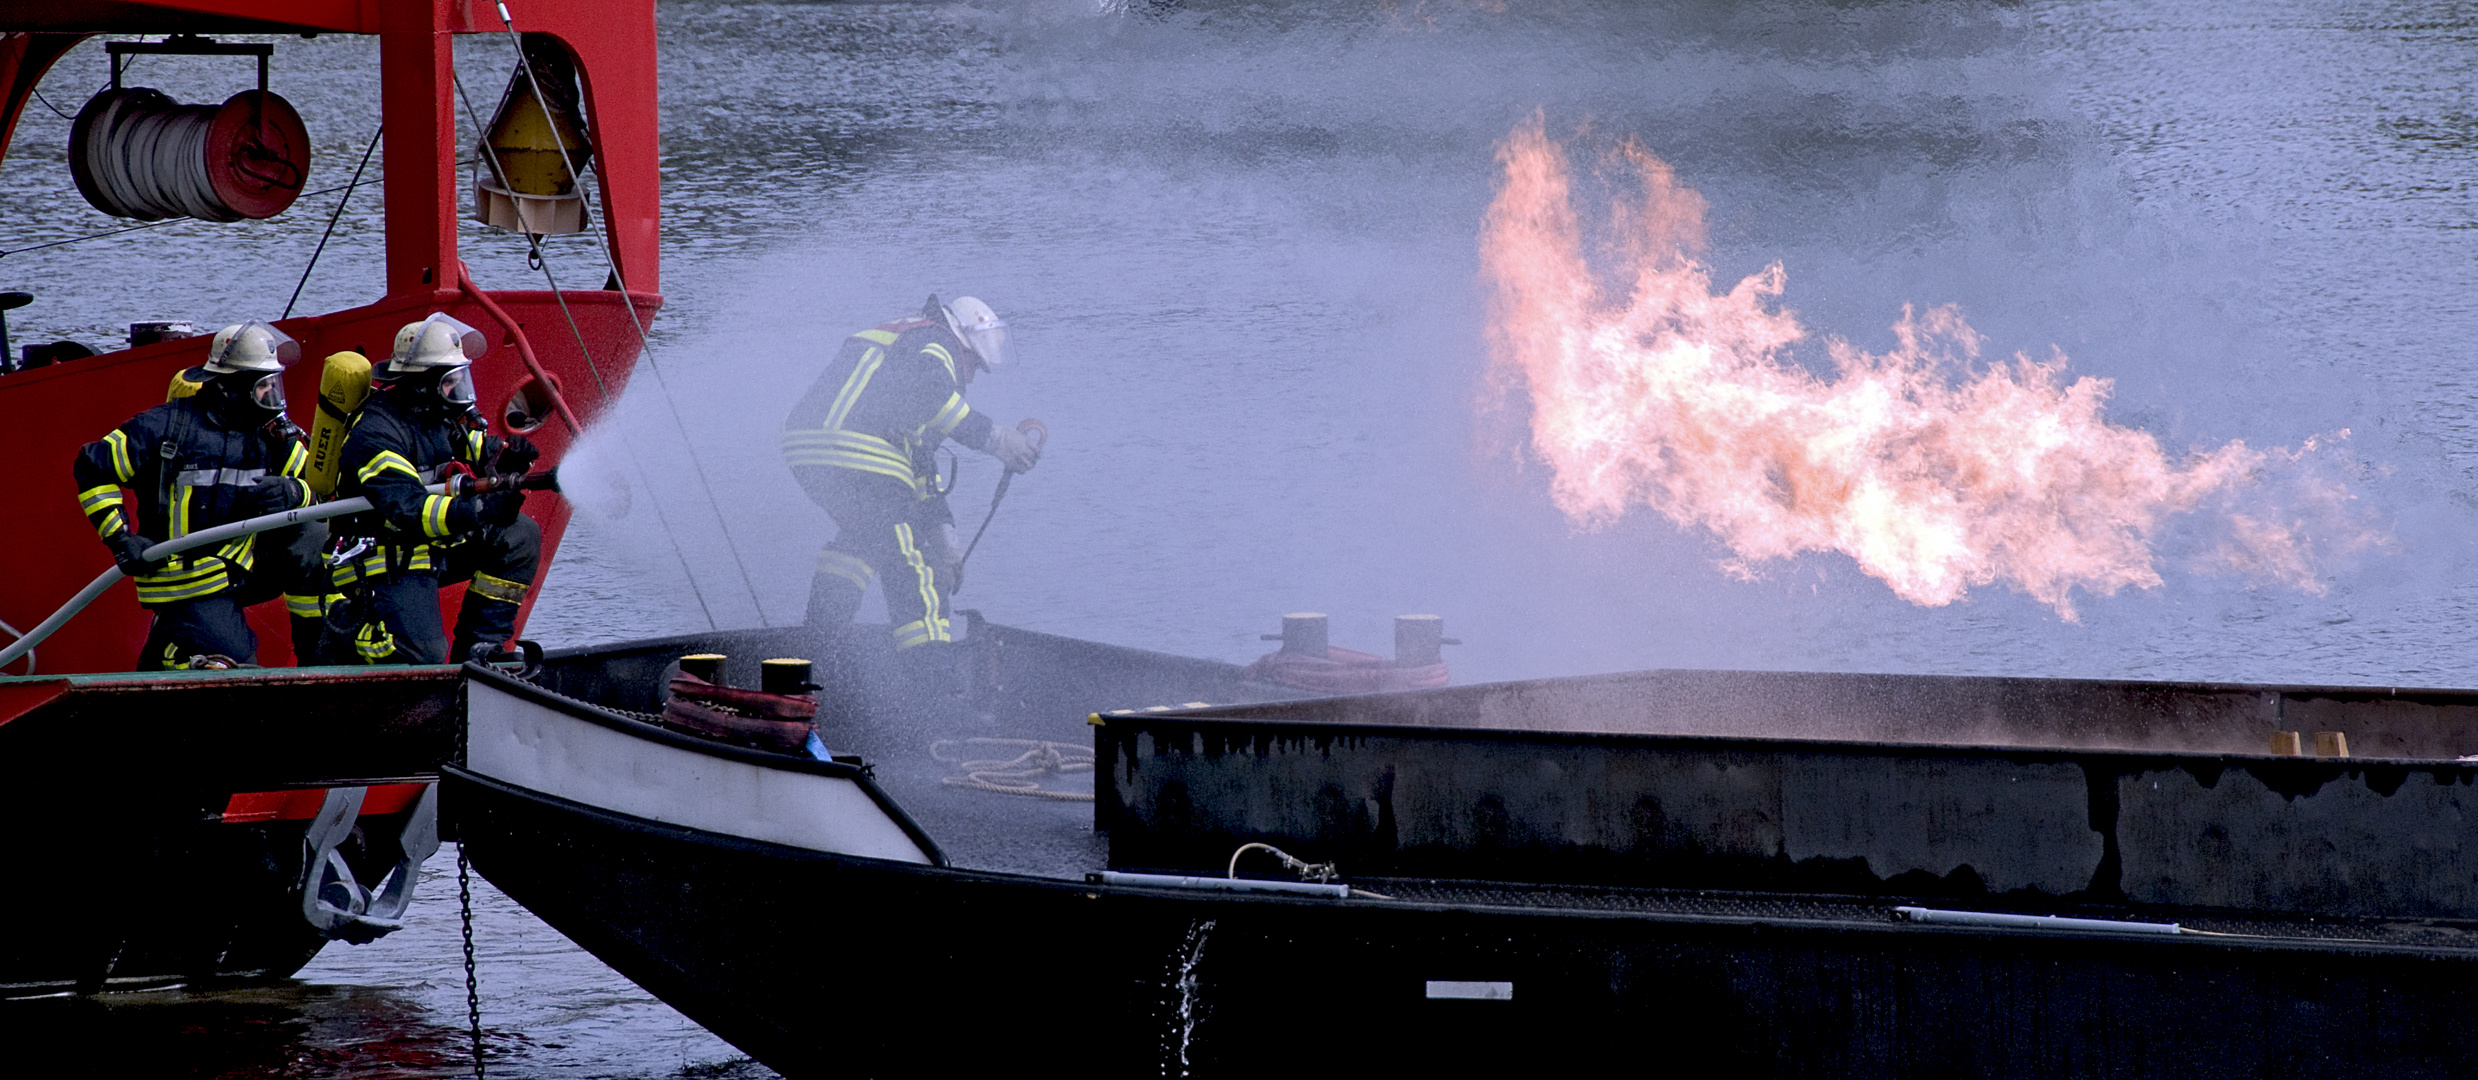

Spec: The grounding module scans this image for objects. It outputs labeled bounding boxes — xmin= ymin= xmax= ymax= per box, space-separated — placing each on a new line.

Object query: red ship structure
xmin=0 ymin=0 xmax=660 ymax=994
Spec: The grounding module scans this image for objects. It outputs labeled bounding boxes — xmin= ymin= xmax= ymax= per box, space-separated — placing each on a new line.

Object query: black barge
xmin=448 ymin=620 xmax=2478 ymax=1077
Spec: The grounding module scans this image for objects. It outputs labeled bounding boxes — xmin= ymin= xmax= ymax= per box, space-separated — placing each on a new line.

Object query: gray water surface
xmin=5 ymin=1 xmax=2475 ymax=1074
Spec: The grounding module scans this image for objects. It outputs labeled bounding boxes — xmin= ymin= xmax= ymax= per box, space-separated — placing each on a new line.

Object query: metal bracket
xmin=108 ymin=36 xmax=272 ymax=94
xmin=299 ymin=783 xmax=442 ymax=944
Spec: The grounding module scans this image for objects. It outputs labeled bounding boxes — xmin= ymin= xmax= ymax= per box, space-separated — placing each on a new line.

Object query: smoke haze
xmin=7 ymin=2 xmax=2471 ymax=687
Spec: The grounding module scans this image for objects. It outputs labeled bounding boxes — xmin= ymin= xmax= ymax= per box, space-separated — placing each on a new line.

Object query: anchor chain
xmin=460 ymin=844 xmax=485 ymax=1079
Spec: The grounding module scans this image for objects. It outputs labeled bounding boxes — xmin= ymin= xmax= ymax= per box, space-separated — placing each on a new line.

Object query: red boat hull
xmin=0 ymin=0 xmax=664 ymax=675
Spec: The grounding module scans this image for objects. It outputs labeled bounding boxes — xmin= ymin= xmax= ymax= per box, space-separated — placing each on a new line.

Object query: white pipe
xmin=0 ymin=484 xmax=447 ymax=671
xmin=1894 ymin=906 xmax=2183 ymax=936
xmin=1090 ymin=871 xmax=1352 ymax=899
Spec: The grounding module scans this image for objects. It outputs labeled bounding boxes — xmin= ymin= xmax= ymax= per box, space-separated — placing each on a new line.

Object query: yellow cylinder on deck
xmin=304 ymin=351 xmax=372 ymax=497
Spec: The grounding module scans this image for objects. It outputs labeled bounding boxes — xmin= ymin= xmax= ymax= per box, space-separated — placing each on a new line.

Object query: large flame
xmin=1480 ymin=117 xmax=2339 ymax=619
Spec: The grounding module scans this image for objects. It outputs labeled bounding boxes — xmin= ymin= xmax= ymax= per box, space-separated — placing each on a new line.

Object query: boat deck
xmin=530 ymin=624 xmax=2478 ymax=960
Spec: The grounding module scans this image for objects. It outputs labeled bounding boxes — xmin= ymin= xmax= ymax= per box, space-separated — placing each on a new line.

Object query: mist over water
xmin=9 ymin=2 xmax=2478 ymax=1075
xmin=544 ymin=0 xmax=2478 ymax=688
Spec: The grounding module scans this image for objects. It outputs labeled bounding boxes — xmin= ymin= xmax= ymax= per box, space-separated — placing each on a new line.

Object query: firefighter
xmin=321 ymin=313 xmax=540 ymax=665
xmin=72 ymin=321 xmax=326 ymax=669
xmin=781 ymin=295 xmax=1041 ymax=658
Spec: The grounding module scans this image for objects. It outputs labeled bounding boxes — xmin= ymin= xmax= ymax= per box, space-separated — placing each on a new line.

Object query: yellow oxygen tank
xmin=304 ymin=351 xmax=372 ymax=496
xmin=164 ymin=364 xmax=209 ymax=401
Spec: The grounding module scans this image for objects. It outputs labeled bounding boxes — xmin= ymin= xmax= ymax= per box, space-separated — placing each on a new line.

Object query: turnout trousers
xmin=796 ymin=471 xmax=957 ymax=651
xmin=138 ymin=521 xmax=331 ymax=670
xmin=320 ymin=516 xmax=541 ymax=665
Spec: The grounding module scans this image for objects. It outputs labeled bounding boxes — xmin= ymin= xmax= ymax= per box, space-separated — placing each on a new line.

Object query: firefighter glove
xmin=479 ymin=489 xmax=527 ymax=528
xmin=988 ymin=424 xmax=1041 ymax=474
xmin=495 ymin=433 xmax=540 ymax=476
xmin=108 ymin=532 xmax=166 ymax=577
xmin=248 ymin=475 xmax=309 ymax=516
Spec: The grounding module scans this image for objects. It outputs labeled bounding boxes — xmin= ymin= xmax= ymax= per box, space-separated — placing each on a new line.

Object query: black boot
xmin=450 ymin=572 xmax=527 ymax=661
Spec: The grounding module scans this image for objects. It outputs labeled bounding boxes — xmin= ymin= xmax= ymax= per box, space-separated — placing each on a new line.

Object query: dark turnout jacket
xmin=73 ymin=396 xmax=310 ymax=605
xmin=779 ymin=316 xmax=996 ymax=499
xmin=331 ymin=391 xmax=503 ymax=580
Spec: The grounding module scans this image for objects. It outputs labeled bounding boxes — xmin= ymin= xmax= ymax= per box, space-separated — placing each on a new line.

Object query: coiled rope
xmin=929 ymin=738 xmax=1094 ymax=801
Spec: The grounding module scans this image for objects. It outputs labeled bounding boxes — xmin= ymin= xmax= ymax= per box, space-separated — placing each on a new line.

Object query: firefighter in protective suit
xmin=781 ymin=295 xmax=1041 ymax=659
xmin=321 ymin=314 xmax=540 ymax=665
xmin=72 ymin=321 xmax=326 ymax=669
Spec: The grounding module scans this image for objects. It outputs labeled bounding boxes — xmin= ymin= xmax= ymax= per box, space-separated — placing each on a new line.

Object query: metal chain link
xmin=460 ymin=844 xmax=485 ymax=1078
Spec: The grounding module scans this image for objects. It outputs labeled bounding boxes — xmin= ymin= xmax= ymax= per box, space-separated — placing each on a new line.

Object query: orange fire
xmin=1479 ymin=116 xmax=2345 ymax=619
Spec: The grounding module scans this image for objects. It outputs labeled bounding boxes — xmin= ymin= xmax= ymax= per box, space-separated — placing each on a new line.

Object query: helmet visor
xmin=438 ymin=366 xmax=477 ymax=406
xmin=250 ymin=372 xmax=288 ymax=412
xmin=963 ymin=323 xmax=1012 ymax=369
xmin=392 ymin=313 xmax=490 ymax=370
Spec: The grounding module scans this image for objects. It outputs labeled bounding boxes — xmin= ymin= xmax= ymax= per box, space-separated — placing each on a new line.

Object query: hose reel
xmin=67 ymin=37 xmax=310 ymax=223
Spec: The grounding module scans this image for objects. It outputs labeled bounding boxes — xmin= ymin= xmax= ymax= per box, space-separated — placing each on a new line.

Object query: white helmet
xmin=940 ymin=296 xmax=1013 ymax=370
xmin=388 ymin=313 xmax=488 ymax=408
xmin=203 ymin=321 xmax=300 ymax=376
xmin=387 ymin=313 xmax=488 ymax=373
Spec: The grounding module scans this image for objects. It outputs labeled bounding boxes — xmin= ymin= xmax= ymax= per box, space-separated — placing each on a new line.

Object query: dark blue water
xmin=6 ymin=1 xmax=2477 ymax=1074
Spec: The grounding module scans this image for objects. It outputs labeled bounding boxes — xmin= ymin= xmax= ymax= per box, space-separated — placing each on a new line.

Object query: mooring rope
xmin=0 ymin=166 xmax=469 ymax=262
xmin=282 ymin=122 xmax=382 ymax=320
xmin=929 ymin=738 xmax=1095 ymax=801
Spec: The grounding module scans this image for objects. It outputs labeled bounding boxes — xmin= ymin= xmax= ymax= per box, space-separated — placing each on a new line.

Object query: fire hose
xmin=952 ymin=419 xmax=1046 ymax=596
xmin=0 ymin=470 xmax=557 ymax=671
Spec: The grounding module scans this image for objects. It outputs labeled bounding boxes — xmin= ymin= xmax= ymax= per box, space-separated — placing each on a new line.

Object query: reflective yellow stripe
xmin=136 ymin=560 xmax=222 ymax=586
xmin=348 ymin=547 xmax=436 ymax=582
xmin=854 ymin=329 xmax=899 ymax=346
xmin=464 ymin=430 xmax=485 ymax=461
xmin=354 ymin=620 xmax=396 ymax=660
xmin=892 ymin=617 xmax=952 ymax=650
xmin=786 ymin=452 xmax=914 ymax=485
xmin=923 ymin=342 xmax=956 ymax=382
xmin=134 ymin=566 xmax=229 ymax=604
xmin=815 ymin=549 xmax=875 ymax=589
xmin=357 ymin=450 xmax=421 ymax=484
xmin=421 ymin=494 xmax=455 ymax=537
xmin=781 ymin=429 xmax=919 ymax=486
xmin=824 ymin=346 xmax=887 ymax=430
xmin=468 ymin=572 xmax=528 ymax=605
xmin=781 ymin=428 xmax=909 ymax=461
xmin=285 ymin=593 xmax=326 ymax=619
xmin=169 ymin=477 xmax=190 ymax=539
xmin=923 ymin=393 xmax=970 ymax=437
xmin=284 ymin=441 xmax=307 ymax=476
xmin=219 ymin=536 xmax=254 ymax=572
xmin=103 ymin=429 xmax=133 ymax=481
xmin=892 ymin=523 xmax=948 ymax=650
xmin=80 ymin=485 xmax=128 ymax=538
